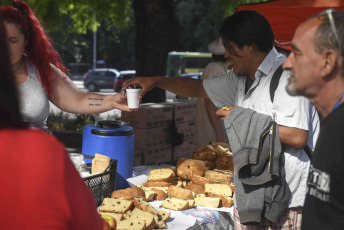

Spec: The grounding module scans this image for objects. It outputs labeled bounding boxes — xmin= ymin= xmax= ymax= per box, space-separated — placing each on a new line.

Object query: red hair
xmin=0 ymin=1 xmax=69 ymax=95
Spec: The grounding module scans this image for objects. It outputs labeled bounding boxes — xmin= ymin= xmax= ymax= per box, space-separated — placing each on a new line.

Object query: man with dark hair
xmin=283 ymin=9 xmax=344 ymax=229
xmin=123 ymin=10 xmax=319 ymax=229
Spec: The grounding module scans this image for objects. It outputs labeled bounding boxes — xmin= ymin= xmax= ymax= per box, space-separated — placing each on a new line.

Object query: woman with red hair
xmin=0 ymin=12 xmax=111 ymax=230
xmin=1 ymin=1 xmax=131 ymax=130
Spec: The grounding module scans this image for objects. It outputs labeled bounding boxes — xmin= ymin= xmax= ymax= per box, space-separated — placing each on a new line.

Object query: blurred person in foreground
xmin=0 ymin=13 xmax=110 ymax=230
xmin=0 ymin=1 xmax=131 ymax=131
xmin=283 ymin=9 xmax=344 ymax=229
xmin=194 ymin=38 xmax=231 ymax=149
xmin=123 ymin=10 xmax=319 ymax=229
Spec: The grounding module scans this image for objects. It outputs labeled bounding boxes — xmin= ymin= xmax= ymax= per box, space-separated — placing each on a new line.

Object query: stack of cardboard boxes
xmin=121 ymin=103 xmax=173 ymax=165
xmin=165 ymin=100 xmax=197 ymax=161
xmin=121 ymin=100 xmax=197 ymax=166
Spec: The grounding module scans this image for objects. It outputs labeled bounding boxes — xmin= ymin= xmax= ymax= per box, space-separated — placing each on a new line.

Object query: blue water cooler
xmin=82 ymin=120 xmax=135 ymax=190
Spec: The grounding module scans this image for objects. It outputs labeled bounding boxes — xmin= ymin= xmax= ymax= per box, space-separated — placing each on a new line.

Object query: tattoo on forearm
xmin=88 ymin=97 xmax=103 ymax=107
xmin=88 ymin=97 xmax=104 ymax=101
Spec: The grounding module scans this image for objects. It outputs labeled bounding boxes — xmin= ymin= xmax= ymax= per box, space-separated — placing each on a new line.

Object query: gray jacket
xmin=224 ymin=106 xmax=291 ymax=224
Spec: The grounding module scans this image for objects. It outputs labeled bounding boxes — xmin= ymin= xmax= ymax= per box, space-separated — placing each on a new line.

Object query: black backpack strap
xmin=269 ymin=64 xmax=312 ymax=160
xmin=304 ymin=145 xmax=312 ymax=160
xmin=270 ymin=64 xmax=284 ymax=102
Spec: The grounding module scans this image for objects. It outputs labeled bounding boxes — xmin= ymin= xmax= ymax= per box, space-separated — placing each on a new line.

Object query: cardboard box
xmin=134 ymin=126 xmax=171 ymax=149
xmin=140 ymin=145 xmax=172 ymax=165
xmin=164 ymin=99 xmax=197 ymax=123
xmin=121 ymin=103 xmax=172 ymax=129
xmin=133 ymin=149 xmax=142 ymax=167
xmin=175 ymin=121 xmax=195 ymax=141
xmin=172 ymin=138 xmax=195 ymax=161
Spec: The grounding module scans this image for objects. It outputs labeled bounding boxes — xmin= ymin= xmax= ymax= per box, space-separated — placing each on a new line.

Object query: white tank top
xmin=17 ymin=60 xmax=50 ymax=130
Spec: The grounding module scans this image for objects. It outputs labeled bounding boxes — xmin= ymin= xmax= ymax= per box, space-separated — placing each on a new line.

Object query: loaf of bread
xmin=206 ymin=193 xmax=234 ymax=208
xmin=202 ymin=160 xmax=216 ymax=170
xmin=192 ymin=145 xmax=217 ymax=161
xmin=157 ymin=209 xmax=171 ymax=222
xmin=143 ymin=181 xmax=172 ymax=187
xmin=99 ymin=198 xmax=134 ymax=213
xmin=205 ymin=183 xmax=233 ymax=197
xmin=191 ymin=175 xmax=220 ymax=186
xmin=161 ymin=198 xmax=190 ymax=211
xmin=169 ymin=197 xmax=195 ymax=207
xmin=116 ymin=220 xmax=146 ymax=230
xmin=205 ymin=170 xmax=232 ymax=182
xmin=213 ymin=168 xmax=233 ymax=174
xmin=150 ymin=188 xmax=167 ymax=200
xmin=133 ymin=198 xmax=159 ymax=215
xmin=145 ymin=186 xmax=169 ymax=193
xmin=222 ymin=196 xmax=234 ymax=208
xmin=176 ymin=158 xmax=207 ymax=180
xmin=155 ymin=220 xmax=167 ymax=229
xmin=150 ymin=215 xmax=166 ymax=229
xmin=148 ymin=168 xmax=176 ymax=183
xmin=145 ymin=190 xmax=157 ymax=202
xmin=194 ymin=197 xmax=221 ymax=208
xmin=128 ymin=208 xmax=156 ymax=230
xmin=111 ymin=186 xmax=146 ymax=200
xmin=173 ymin=177 xmax=189 ymax=187
xmin=135 ymin=185 xmax=156 ymax=201
xmin=184 ymin=182 xmax=205 ymax=195
xmin=167 ymin=185 xmax=194 ymax=200
xmin=211 ymin=143 xmax=231 ymax=154
xmin=215 ymin=153 xmax=234 ymax=171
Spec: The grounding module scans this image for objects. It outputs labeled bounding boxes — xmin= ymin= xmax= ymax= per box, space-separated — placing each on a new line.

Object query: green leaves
xmin=26 ymin=0 xmax=132 ymax=34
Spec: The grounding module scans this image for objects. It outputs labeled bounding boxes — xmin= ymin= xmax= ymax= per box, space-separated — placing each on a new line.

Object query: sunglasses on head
xmin=316 ymin=8 xmax=341 ymax=54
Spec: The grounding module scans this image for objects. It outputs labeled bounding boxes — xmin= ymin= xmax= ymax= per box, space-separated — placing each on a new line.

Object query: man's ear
xmin=321 ymin=50 xmax=337 ymax=76
xmin=248 ymin=44 xmax=255 ymax=53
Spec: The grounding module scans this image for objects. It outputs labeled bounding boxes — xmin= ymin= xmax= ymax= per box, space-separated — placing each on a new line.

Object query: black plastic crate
xmin=83 ymin=156 xmax=117 ymax=206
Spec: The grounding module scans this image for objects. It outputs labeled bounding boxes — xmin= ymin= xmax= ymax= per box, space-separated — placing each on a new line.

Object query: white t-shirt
xmin=204 ymin=47 xmax=320 ymax=208
xmin=17 ymin=60 xmax=50 ymax=130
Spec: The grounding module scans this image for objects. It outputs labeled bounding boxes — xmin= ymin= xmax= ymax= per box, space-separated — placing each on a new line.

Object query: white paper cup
xmin=126 ymin=88 xmax=141 ymax=109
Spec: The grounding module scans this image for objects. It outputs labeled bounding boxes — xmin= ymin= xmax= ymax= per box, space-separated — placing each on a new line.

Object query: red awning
xmin=237 ymin=0 xmax=344 ymax=51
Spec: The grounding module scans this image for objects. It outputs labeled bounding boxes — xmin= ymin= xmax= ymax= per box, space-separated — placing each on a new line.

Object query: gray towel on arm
xmin=224 ymin=106 xmax=291 ymax=225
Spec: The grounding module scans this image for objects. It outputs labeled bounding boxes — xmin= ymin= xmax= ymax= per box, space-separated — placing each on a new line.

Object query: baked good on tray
xmin=111 ymin=186 xmax=146 ymax=200
xmin=167 ymin=185 xmax=194 ymax=200
xmin=176 ymin=158 xmax=207 ymax=180
xmin=99 ymin=198 xmax=134 ymax=213
xmin=161 ymin=198 xmax=190 ymax=211
xmin=147 ymin=168 xmax=175 ymax=183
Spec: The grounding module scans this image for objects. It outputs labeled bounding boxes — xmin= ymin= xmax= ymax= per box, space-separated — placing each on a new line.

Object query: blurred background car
xmin=83 ymin=68 xmax=120 ymax=92
xmin=179 ymin=73 xmax=202 ymax=80
xmin=113 ymin=70 xmax=136 ymax=92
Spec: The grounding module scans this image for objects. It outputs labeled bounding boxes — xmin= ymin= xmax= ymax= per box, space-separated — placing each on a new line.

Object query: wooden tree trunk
xmin=133 ymin=0 xmax=178 ymax=103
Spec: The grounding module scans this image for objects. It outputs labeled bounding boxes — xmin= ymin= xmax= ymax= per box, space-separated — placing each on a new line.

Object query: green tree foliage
xmin=0 ymin=0 xmax=267 ymax=74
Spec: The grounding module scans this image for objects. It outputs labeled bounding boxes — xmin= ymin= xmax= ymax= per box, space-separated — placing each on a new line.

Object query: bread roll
xmin=148 ymin=168 xmax=175 ymax=183
xmin=167 ymin=185 xmax=194 ymax=200
xmin=176 ymin=158 xmax=207 ymax=180
xmin=111 ymin=186 xmax=146 ymax=200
